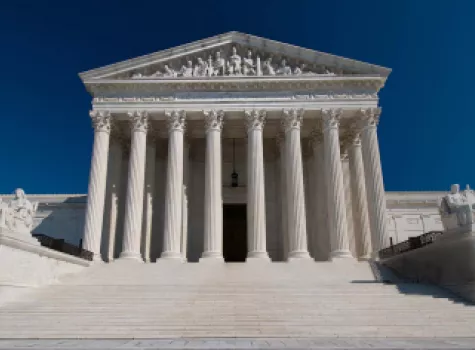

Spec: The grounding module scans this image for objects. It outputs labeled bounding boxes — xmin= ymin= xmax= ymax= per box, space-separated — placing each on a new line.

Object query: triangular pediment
xmin=79 ymin=32 xmax=390 ymax=81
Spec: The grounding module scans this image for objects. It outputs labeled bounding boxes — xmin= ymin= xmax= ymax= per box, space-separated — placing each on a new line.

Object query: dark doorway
xmin=223 ymin=204 xmax=247 ymax=262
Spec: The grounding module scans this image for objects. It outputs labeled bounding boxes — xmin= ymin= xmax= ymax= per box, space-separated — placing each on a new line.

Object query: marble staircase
xmin=0 ymin=261 xmax=474 ymax=338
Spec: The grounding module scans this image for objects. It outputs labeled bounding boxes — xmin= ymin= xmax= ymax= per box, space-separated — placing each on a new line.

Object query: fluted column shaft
xmin=106 ymin=135 xmax=123 ymax=261
xmin=245 ymin=110 xmax=270 ymax=261
xmin=360 ymin=108 xmax=389 ymax=253
xmin=120 ymin=111 xmax=148 ymax=261
xmin=277 ymin=133 xmax=288 ymax=261
xmin=142 ymin=136 xmax=156 ymax=262
xmin=181 ymin=142 xmax=190 ymax=261
xmin=201 ymin=110 xmax=224 ymax=261
xmin=161 ymin=111 xmax=186 ymax=260
xmin=311 ymin=132 xmax=330 ymax=260
xmin=282 ymin=109 xmax=310 ymax=260
xmin=83 ymin=111 xmax=111 ymax=261
xmin=322 ymin=109 xmax=352 ymax=259
xmin=348 ymin=134 xmax=372 ymax=259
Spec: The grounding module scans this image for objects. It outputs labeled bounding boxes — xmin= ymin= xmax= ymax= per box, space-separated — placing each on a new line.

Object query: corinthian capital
xmin=203 ymin=110 xmax=224 ymax=132
xmin=128 ymin=110 xmax=149 ymax=132
xmin=321 ymin=108 xmax=342 ymax=130
xmin=358 ymin=107 xmax=381 ymax=129
xmin=281 ymin=108 xmax=304 ymax=132
xmin=165 ymin=110 xmax=186 ymax=132
xmin=245 ymin=109 xmax=266 ymax=132
xmin=90 ymin=110 xmax=111 ymax=133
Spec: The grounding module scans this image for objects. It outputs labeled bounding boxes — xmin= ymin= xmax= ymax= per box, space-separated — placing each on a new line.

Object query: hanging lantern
xmin=231 ymin=138 xmax=238 ymax=187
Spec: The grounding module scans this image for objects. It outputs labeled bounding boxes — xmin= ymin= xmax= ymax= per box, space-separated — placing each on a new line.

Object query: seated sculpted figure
xmin=439 ymin=184 xmax=475 ymax=233
xmin=0 ymin=188 xmax=38 ymax=235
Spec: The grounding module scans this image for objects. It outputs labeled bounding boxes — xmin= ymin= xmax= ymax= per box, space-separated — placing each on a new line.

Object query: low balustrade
xmin=32 ymin=234 xmax=93 ymax=261
xmin=378 ymin=230 xmax=444 ymax=260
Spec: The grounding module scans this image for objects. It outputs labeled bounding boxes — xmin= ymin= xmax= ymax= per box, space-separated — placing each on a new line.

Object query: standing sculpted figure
xmin=193 ymin=58 xmax=208 ymax=77
xmin=180 ymin=60 xmax=193 ymax=77
xmin=262 ymin=58 xmax=276 ymax=75
xmin=0 ymin=188 xmax=38 ymax=234
xmin=276 ymin=59 xmax=292 ymax=75
xmin=213 ymin=52 xmax=226 ymax=76
xmin=162 ymin=64 xmax=177 ymax=78
xmin=206 ymin=56 xmax=214 ymax=77
xmin=242 ymin=50 xmax=256 ymax=76
xmin=229 ymin=46 xmax=242 ymax=75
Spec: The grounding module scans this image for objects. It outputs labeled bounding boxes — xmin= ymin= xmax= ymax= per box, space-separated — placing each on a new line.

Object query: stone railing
xmin=32 ymin=234 xmax=93 ymax=261
xmin=378 ymin=231 xmax=444 ymax=260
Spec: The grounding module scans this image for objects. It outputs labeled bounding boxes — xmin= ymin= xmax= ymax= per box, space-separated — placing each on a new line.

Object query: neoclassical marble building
xmin=4 ymin=32 xmax=445 ymax=262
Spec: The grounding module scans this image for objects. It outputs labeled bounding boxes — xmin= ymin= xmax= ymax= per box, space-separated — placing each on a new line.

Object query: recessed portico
xmin=79 ymin=32 xmax=391 ymax=263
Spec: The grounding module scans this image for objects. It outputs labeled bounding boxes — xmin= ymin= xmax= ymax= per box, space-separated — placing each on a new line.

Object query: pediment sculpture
xmin=129 ymin=46 xmax=337 ymax=79
xmin=0 ymin=188 xmax=38 ymax=236
xmin=438 ymin=184 xmax=475 ymax=234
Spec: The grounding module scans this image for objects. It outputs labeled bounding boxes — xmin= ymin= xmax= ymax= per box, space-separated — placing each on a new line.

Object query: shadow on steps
xmin=348 ymin=259 xmax=473 ymax=306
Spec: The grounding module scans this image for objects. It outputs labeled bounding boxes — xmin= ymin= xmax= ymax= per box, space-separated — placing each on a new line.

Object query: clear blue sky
xmin=0 ymin=1 xmax=473 ymax=194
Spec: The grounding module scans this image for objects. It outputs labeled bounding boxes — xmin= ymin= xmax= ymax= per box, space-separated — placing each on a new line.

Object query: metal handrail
xmin=32 ymin=233 xmax=93 ymax=261
xmin=379 ymin=230 xmax=444 ymax=260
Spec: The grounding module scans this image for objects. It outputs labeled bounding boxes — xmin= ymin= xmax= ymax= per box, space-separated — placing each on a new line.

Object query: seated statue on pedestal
xmin=439 ymin=184 xmax=475 ymax=233
xmin=0 ymin=188 xmax=38 ymax=236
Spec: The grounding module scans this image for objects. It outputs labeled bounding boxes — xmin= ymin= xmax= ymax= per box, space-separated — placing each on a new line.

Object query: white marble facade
xmin=0 ymin=32 xmax=446 ymax=262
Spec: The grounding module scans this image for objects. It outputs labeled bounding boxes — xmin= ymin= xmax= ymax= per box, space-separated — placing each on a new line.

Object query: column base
xmin=246 ymin=251 xmax=271 ymax=262
xmin=199 ymin=251 xmax=224 ymax=263
xmin=160 ymin=251 xmax=183 ymax=260
xmin=118 ymin=251 xmax=143 ymax=262
xmin=287 ymin=250 xmax=312 ymax=261
xmin=358 ymin=254 xmax=372 ymax=261
xmin=92 ymin=254 xmax=105 ymax=263
xmin=329 ymin=250 xmax=354 ymax=260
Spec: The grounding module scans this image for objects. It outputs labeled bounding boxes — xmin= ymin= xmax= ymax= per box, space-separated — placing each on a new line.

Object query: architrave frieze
xmin=83 ymin=75 xmax=385 ymax=97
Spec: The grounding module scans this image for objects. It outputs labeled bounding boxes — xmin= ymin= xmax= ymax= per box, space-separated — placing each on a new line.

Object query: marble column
xmin=120 ymin=111 xmax=149 ymax=261
xmin=276 ymin=133 xmax=288 ymax=261
xmin=322 ymin=109 xmax=352 ymax=259
xmin=181 ymin=141 xmax=190 ymax=261
xmin=245 ymin=110 xmax=270 ymax=261
xmin=282 ymin=109 xmax=311 ymax=260
xmin=106 ymin=130 xmax=123 ymax=262
xmin=201 ymin=110 xmax=224 ymax=261
xmin=161 ymin=110 xmax=186 ymax=260
xmin=347 ymin=132 xmax=372 ymax=259
xmin=310 ymin=129 xmax=330 ymax=261
xmin=359 ymin=108 xmax=389 ymax=253
xmin=142 ymin=133 xmax=156 ymax=262
xmin=83 ymin=110 xmax=111 ymax=261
